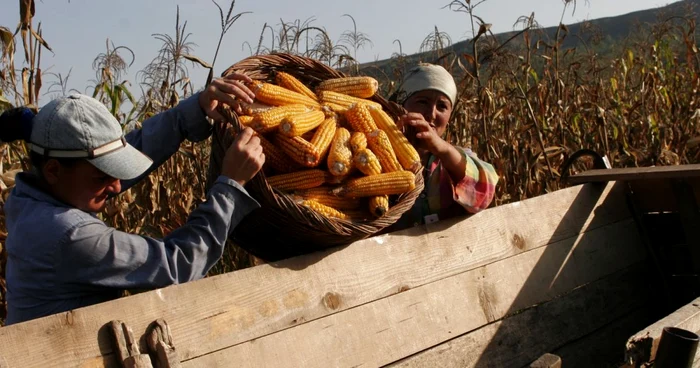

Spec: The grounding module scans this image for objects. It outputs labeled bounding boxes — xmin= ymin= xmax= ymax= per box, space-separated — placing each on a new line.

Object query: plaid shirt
xmin=390 ymin=146 xmax=498 ymax=231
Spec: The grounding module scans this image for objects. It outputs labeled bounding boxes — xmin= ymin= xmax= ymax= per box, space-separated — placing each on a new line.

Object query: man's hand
xmin=199 ymin=72 xmax=256 ymax=121
xmin=221 ymin=127 xmax=265 ymax=186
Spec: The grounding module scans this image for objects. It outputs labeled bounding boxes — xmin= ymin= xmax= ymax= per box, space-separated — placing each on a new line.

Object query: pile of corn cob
xmin=234 ymin=72 xmax=421 ymax=222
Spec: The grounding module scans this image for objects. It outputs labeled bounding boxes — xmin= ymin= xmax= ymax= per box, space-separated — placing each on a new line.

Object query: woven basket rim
xmin=208 ymin=52 xmax=424 ymax=253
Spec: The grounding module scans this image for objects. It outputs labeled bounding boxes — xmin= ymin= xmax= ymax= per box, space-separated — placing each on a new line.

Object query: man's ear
xmin=42 ymin=159 xmax=61 ymax=185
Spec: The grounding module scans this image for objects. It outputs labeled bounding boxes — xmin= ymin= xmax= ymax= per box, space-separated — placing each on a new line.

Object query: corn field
xmin=0 ymin=0 xmax=699 ymax=325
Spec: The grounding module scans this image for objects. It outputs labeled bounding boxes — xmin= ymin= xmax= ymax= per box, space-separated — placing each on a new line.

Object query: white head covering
xmin=396 ymin=63 xmax=457 ymax=107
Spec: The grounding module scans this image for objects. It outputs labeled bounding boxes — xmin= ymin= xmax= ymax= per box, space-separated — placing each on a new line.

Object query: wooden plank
xmin=629 ymin=179 xmax=678 ymax=213
xmin=625 ymin=296 xmax=700 ymax=366
xmin=529 ymin=354 xmax=561 ymax=368
xmin=386 ymin=264 xmax=650 ymax=368
xmin=567 ymin=164 xmax=700 ymax=185
xmin=0 ymin=182 xmax=631 ymax=368
xmin=672 ymin=179 xmax=700 ymax=278
xmin=182 ymin=219 xmax=646 ymax=368
xmin=626 ymin=177 xmax=700 ymax=214
xmin=554 ymin=307 xmax=655 ymax=368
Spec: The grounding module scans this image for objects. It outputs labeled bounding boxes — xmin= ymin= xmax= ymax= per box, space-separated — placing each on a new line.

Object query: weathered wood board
xmin=182 ymin=220 xmax=645 ymax=367
xmin=554 ymin=307 xmax=654 ymax=368
xmin=385 ymin=264 xmax=650 ymax=368
xmin=0 ymin=182 xmax=634 ymax=367
xmin=625 ymin=296 xmax=700 ymax=366
xmin=567 ymin=164 xmax=700 ymax=185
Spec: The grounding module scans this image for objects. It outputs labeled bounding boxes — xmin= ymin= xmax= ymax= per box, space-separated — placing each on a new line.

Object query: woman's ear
xmin=41 ymin=159 xmax=61 ymax=185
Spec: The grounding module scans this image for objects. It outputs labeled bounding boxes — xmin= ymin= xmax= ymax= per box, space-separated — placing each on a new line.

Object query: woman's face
xmin=44 ymin=160 xmax=121 ymax=213
xmin=402 ymin=89 xmax=453 ymax=137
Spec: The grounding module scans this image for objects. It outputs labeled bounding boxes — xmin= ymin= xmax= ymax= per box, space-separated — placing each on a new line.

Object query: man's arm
xmin=119 ymin=93 xmax=212 ymax=192
xmin=57 ymin=176 xmax=259 ymax=289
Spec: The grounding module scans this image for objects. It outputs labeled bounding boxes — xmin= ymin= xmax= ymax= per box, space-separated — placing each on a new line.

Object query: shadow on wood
xmin=467 ymin=182 xmax=663 ymax=367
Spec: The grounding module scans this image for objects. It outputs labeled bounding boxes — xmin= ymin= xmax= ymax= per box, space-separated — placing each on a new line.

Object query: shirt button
xmin=420 ymin=193 xmax=426 ymax=199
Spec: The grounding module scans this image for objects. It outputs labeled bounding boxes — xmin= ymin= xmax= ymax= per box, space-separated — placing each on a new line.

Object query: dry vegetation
xmin=0 ymin=0 xmax=699 ymax=325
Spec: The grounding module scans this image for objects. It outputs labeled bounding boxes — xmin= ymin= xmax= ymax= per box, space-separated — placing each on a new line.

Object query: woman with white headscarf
xmin=389 ymin=63 xmax=499 ymax=230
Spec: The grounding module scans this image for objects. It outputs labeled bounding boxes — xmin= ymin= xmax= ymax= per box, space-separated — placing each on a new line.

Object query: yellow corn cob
xmin=294 ymin=187 xmax=361 ymax=210
xmin=368 ymin=195 xmax=389 ymax=217
xmin=368 ymin=105 xmax=421 ymax=170
xmin=266 ymin=169 xmax=326 ymax=191
xmin=344 ymin=103 xmax=379 ymax=134
xmin=241 ymin=101 xmax=274 ymax=115
xmin=310 ymin=114 xmax=338 ymax=161
xmin=325 ymin=171 xmax=353 ymax=185
xmin=275 ymin=134 xmax=321 ymax=168
xmin=349 ymin=131 xmax=367 ymax=153
xmin=258 ymin=133 xmax=298 ymax=173
xmin=237 ymin=115 xmax=254 ymax=126
xmin=300 ymin=199 xmax=350 ymax=220
xmin=353 ymin=148 xmax=382 ymax=176
xmin=275 ymin=71 xmax=319 ymax=101
xmin=367 ymin=129 xmax=402 ymax=172
xmin=318 ymin=90 xmax=383 ymax=111
xmin=322 ymin=102 xmax=350 ymax=114
xmin=327 ymin=127 xmax=353 ymax=176
xmin=248 ymin=81 xmax=321 ymax=109
xmin=279 ymin=110 xmax=326 ymax=137
xmin=316 ymin=76 xmax=379 ymax=98
xmin=301 ymin=130 xmax=316 ymax=141
xmin=332 ymin=170 xmax=416 ymax=198
xmin=251 ymin=104 xmax=311 ymax=133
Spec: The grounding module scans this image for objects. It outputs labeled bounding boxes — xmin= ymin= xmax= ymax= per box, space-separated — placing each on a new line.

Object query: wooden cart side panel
xmin=625 ymin=296 xmax=700 ymax=366
xmin=387 ymin=264 xmax=652 ymax=368
xmin=567 ymin=164 xmax=700 ymax=185
xmin=0 ymin=181 xmax=632 ymax=368
xmin=181 ymin=219 xmax=646 ymax=367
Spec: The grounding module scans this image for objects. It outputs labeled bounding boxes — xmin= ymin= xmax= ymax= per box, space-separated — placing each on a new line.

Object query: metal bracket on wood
xmin=146 ymin=318 xmax=181 ymax=368
xmin=109 ymin=320 xmax=153 ymax=368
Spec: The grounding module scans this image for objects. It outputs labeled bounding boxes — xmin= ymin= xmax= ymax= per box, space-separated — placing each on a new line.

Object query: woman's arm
xmin=400 ymin=112 xmax=499 ymax=213
xmin=433 ymin=142 xmax=467 ymax=184
xmin=444 ymin=146 xmax=499 ymax=213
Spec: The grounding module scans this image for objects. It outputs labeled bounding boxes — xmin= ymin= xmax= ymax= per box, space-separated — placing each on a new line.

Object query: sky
xmin=0 ymin=0 xmax=683 ymax=105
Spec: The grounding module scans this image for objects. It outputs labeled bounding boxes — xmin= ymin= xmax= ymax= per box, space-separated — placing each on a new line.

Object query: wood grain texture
xmin=182 ymin=220 xmax=645 ymax=368
xmin=626 ymin=296 xmax=700 ymax=366
xmin=0 ymin=182 xmax=632 ymax=368
xmin=554 ymin=307 xmax=655 ymax=368
xmin=567 ymin=164 xmax=700 ymax=185
xmin=386 ymin=264 xmax=650 ymax=368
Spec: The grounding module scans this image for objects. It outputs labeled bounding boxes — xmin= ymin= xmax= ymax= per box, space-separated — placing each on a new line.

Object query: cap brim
xmin=88 ymin=143 xmax=154 ymax=180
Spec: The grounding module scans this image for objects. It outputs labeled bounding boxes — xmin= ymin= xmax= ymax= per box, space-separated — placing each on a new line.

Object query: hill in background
xmin=356 ymin=0 xmax=700 ymax=87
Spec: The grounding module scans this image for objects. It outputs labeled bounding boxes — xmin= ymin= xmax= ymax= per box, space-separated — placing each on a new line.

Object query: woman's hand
xmin=398 ymin=112 xmax=449 ymax=156
xmin=399 ymin=112 xmax=468 ymax=184
xmin=199 ymin=72 xmax=256 ymax=121
xmin=221 ymin=127 xmax=265 ymax=186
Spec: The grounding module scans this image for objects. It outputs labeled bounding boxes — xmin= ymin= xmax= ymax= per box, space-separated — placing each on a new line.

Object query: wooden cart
xmin=1 ymin=164 xmax=700 ymax=367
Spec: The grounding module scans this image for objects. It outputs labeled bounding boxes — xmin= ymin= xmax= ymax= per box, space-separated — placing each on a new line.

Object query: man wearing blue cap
xmin=0 ymin=72 xmax=264 ymax=325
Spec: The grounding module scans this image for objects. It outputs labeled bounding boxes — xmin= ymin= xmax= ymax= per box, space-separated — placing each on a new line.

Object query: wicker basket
xmin=206 ymin=53 xmax=424 ymax=261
